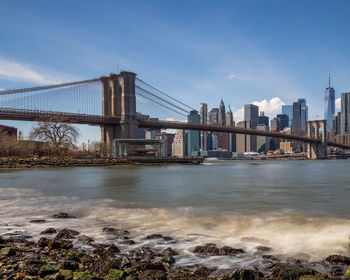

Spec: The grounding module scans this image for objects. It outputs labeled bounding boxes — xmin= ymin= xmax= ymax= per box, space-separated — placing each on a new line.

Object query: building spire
xmin=328 ymin=73 xmax=331 ymax=88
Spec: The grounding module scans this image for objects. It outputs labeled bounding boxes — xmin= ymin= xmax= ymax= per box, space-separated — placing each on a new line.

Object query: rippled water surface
xmin=1 ymin=160 xmax=350 ymax=267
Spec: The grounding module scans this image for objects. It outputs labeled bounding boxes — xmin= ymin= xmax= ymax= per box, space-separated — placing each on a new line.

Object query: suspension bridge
xmin=0 ymin=71 xmax=348 ymax=159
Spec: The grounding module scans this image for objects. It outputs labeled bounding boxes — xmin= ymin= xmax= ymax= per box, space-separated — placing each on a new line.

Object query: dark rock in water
xmin=161 ymin=247 xmax=178 ymax=256
xmin=55 ymin=228 xmax=80 ymax=239
xmin=219 ymin=246 xmax=245 ymax=255
xmin=193 ymin=244 xmax=245 ymax=256
xmin=262 ymin=254 xmax=278 ymax=261
xmin=326 ymin=254 xmax=350 ymax=265
xmin=52 ymin=212 xmax=77 ymax=219
xmin=77 ymin=235 xmax=94 ymax=244
xmin=41 ymin=228 xmax=57 ymax=235
xmin=144 ymin=233 xmax=173 ymax=241
xmin=256 ymin=245 xmax=272 ymax=252
xmin=48 ymin=238 xmax=73 ymax=250
xmin=119 ymin=239 xmax=136 ymax=245
xmin=129 ymin=247 xmax=161 ymax=262
xmin=37 ymin=237 xmax=51 ymax=248
xmin=270 ymin=263 xmax=316 ymax=280
xmin=193 ymin=244 xmax=220 ymax=255
xmin=30 ymin=219 xmax=46 ymax=223
xmin=102 ymin=227 xmax=130 ymax=236
xmin=107 ymin=244 xmax=120 ymax=254
xmin=193 ymin=266 xmax=215 ymax=277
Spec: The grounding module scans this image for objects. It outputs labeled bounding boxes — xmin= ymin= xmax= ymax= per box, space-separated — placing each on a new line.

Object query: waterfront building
xmin=324 ymin=75 xmax=335 ymax=131
xmin=258 ymin=111 xmax=269 ymax=128
xmin=187 ymin=110 xmax=200 ymax=156
xmin=172 ymin=130 xmax=187 ymax=157
xmin=292 ymin=101 xmax=301 ymax=135
xmin=282 ymin=105 xmax=293 ymax=127
xmin=257 ymin=124 xmax=270 ymax=153
xmin=340 ymin=92 xmax=350 ymax=135
xmin=298 ymin=98 xmax=308 ymax=135
xmin=236 ymin=121 xmax=257 ymax=153
xmin=155 ymin=132 xmax=175 ymax=157
xmin=276 ymin=114 xmax=289 ymax=131
xmin=200 ymin=103 xmax=208 ymax=151
xmin=0 ymin=124 xmax=17 ymax=138
xmin=244 ymin=104 xmax=259 ymax=125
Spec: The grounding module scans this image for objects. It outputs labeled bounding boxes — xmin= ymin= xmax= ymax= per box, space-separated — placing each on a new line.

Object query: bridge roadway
xmin=0 ymin=108 xmax=349 ymax=150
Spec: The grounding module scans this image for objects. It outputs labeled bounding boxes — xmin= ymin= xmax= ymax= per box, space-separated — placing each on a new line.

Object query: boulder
xmin=102 ymin=227 xmax=130 ymax=236
xmin=48 ymin=238 xmax=73 ymax=250
xmin=41 ymin=228 xmax=57 ymax=235
xmin=77 ymin=235 xmax=94 ymax=244
xmin=161 ymin=247 xmax=178 ymax=256
xmin=37 ymin=237 xmax=51 ymax=248
xmin=325 ymin=254 xmax=350 ymax=265
xmin=52 ymin=212 xmax=77 ymax=219
xmin=270 ymin=263 xmax=315 ymax=280
xmin=56 ymin=228 xmax=80 ymax=239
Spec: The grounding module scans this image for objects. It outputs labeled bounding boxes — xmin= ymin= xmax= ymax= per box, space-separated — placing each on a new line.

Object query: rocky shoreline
xmin=0 ymin=157 xmax=202 ymax=168
xmin=1 ymin=213 xmax=350 ymax=280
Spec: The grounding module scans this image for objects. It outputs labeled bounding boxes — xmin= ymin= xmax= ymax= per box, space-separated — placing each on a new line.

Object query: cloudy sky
xmin=1 ymin=0 xmax=349 ymax=142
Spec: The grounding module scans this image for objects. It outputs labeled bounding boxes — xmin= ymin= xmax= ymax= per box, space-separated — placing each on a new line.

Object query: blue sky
xmin=1 ymin=0 xmax=350 ymax=143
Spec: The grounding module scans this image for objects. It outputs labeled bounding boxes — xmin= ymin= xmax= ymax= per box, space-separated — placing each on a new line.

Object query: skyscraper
xmin=225 ymin=105 xmax=235 ymax=152
xmin=276 ymin=114 xmax=289 ymax=131
xmin=340 ymin=92 xmax=350 ymax=135
xmin=208 ymin=108 xmax=219 ymax=124
xmin=282 ymin=105 xmax=293 ymax=127
xmin=258 ymin=111 xmax=269 ymax=128
xmin=187 ymin=110 xmax=200 ymax=156
xmin=200 ymin=103 xmax=208 ymax=151
xmin=298 ymin=98 xmax=308 ymax=135
xmin=218 ymin=99 xmax=226 ymax=125
xmin=292 ymin=101 xmax=301 ymax=135
xmin=244 ymin=104 xmax=259 ymax=125
xmin=324 ymin=75 xmax=335 ymax=131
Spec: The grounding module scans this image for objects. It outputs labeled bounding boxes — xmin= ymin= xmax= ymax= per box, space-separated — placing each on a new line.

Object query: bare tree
xmin=30 ymin=120 xmax=80 ymax=154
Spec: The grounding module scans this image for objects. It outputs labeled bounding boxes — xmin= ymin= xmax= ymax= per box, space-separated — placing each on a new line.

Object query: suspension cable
xmin=136 ymin=91 xmax=187 ymax=117
xmin=136 ymin=77 xmax=195 ymax=111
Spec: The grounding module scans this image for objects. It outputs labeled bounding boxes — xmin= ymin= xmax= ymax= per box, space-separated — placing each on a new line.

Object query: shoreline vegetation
xmin=1 ymin=212 xmax=350 ymax=280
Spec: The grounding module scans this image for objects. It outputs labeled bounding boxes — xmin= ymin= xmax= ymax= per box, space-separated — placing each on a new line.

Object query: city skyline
xmin=1 ymin=0 xmax=350 ymax=142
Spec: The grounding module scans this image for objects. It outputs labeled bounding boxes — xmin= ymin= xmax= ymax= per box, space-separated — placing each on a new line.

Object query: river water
xmin=0 ymin=160 xmax=350 ymax=269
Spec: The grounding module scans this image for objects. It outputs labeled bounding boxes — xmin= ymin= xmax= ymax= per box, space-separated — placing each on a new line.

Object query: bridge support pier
xmin=306 ymin=120 xmax=327 ymax=159
xmin=101 ymin=72 xmax=138 ymax=156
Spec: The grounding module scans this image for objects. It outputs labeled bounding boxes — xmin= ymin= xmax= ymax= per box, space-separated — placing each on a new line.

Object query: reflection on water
xmin=0 ymin=160 xmax=350 ymax=263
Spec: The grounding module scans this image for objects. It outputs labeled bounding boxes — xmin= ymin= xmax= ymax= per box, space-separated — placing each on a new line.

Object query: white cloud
xmin=233 ymin=97 xmax=285 ymax=122
xmin=228 ymin=73 xmax=236 ymax=79
xmin=335 ymin=97 xmax=341 ymax=110
xmin=0 ymin=57 xmax=69 ymax=85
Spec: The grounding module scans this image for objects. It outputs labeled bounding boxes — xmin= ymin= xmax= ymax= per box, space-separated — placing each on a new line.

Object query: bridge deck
xmin=0 ymin=109 xmax=349 ymax=150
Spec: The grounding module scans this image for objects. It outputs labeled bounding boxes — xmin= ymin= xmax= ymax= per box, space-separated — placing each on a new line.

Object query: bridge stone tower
xmin=101 ymin=72 xmax=138 ymax=156
xmin=306 ymin=120 xmax=327 ymax=159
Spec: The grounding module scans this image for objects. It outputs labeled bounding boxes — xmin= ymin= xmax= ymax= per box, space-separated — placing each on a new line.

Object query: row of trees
xmin=0 ymin=120 xmax=102 ymax=157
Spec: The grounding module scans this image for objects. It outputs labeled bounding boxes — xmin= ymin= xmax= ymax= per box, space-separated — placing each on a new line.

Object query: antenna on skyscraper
xmin=328 ymin=73 xmax=331 ymax=88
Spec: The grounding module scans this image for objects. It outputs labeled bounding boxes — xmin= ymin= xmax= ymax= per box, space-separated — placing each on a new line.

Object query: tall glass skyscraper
xmin=341 ymin=92 xmax=350 ymax=135
xmin=324 ymin=76 xmax=335 ymax=131
xmin=282 ymin=105 xmax=293 ymax=127
xmin=298 ymin=98 xmax=308 ymax=135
